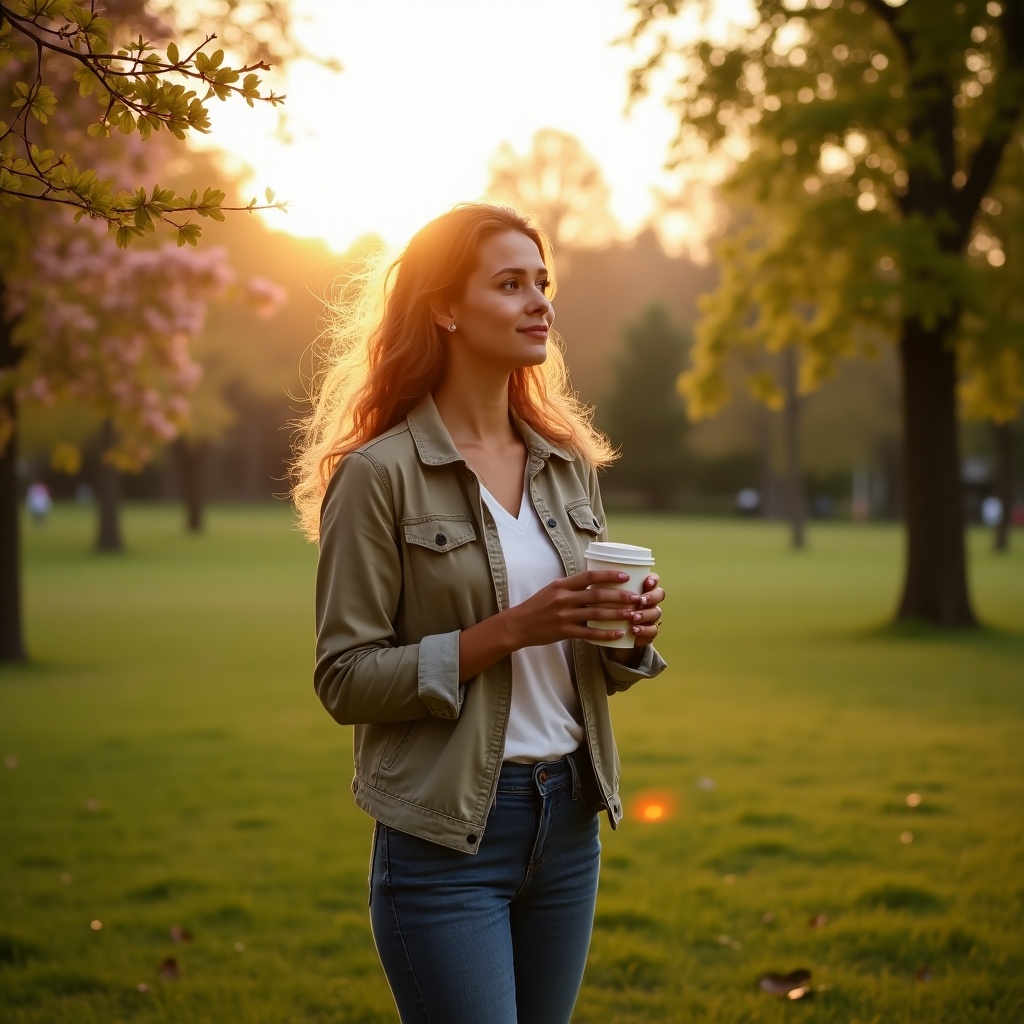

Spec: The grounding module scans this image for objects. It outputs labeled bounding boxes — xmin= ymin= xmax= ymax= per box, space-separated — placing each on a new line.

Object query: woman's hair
xmin=291 ymin=202 xmax=615 ymax=541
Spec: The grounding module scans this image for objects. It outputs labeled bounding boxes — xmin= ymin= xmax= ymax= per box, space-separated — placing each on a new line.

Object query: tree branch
xmin=2 ymin=9 xmax=277 ymax=106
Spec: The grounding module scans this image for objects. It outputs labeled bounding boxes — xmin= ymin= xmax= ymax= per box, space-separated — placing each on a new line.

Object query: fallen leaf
xmin=717 ymin=934 xmax=743 ymax=950
xmin=916 ymin=966 xmax=933 ymax=982
xmin=158 ymin=957 xmax=180 ymax=980
xmin=696 ymin=776 xmax=716 ymax=791
xmin=169 ymin=925 xmax=192 ymax=943
xmin=761 ymin=911 xmax=775 ymax=924
xmin=808 ymin=913 xmax=828 ymax=928
xmin=759 ymin=969 xmax=812 ymax=996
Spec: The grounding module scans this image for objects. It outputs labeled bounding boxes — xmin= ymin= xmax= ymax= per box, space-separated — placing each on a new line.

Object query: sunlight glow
xmin=201 ymin=0 xmax=688 ymax=254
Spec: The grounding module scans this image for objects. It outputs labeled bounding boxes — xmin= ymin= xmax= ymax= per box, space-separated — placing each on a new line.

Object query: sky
xmin=203 ymin=0 xmax=691 ymax=254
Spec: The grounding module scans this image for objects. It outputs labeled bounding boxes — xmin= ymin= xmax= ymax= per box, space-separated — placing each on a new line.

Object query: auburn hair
xmin=291 ymin=202 xmax=615 ymax=541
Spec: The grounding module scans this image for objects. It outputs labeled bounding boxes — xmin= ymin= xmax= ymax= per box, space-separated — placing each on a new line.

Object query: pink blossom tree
xmin=0 ymin=0 xmax=313 ymax=661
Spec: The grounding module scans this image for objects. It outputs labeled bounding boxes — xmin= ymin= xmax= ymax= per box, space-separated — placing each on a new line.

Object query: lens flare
xmin=632 ymin=791 xmax=676 ymax=823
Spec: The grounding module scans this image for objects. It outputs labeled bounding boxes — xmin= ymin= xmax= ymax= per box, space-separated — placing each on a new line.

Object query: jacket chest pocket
xmin=565 ymin=499 xmax=603 ymax=537
xmin=399 ymin=515 xmax=482 ymax=629
xmin=402 ymin=515 xmax=477 ymax=553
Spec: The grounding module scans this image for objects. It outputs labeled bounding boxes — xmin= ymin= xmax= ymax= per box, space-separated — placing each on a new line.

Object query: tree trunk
xmin=992 ymin=420 xmax=1014 ymax=554
xmin=781 ymin=347 xmax=806 ymax=550
xmin=176 ymin=437 xmax=208 ymax=533
xmin=895 ymin=318 xmax=976 ymax=627
xmin=0 ymin=391 xmax=26 ymax=663
xmin=95 ymin=420 xmax=124 ymax=553
xmin=0 ymin=283 xmax=27 ymax=663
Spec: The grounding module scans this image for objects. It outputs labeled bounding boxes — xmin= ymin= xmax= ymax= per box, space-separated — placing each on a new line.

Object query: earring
xmin=448 ymin=323 xmax=457 ymax=332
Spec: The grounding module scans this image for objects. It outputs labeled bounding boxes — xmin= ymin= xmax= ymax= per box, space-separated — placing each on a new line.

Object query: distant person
xmin=26 ymin=482 xmax=52 ymax=523
xmin=981 ymin=495 xmax=1002 ymax=528
xmin=292 ymin=203 xmax=667 ymax=1024
xmin=735 ymin=487 xmax=760 ymax=516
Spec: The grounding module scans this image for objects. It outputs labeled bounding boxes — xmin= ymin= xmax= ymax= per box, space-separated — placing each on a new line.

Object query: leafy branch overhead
xmin=0 ymin=0 xmax=287 ymax=246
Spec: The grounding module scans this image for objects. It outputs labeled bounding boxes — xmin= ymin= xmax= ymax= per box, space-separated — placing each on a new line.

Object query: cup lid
xmin=585 ymin=541 xmax=654 ymax=565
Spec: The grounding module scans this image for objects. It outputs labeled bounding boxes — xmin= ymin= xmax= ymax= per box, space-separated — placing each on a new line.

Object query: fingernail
xmin=632 ymin=613 xmax=642 ymax=623
xmin=632 ymin=626 xmax=641 ymax=634
xmin=617 ymin=572 xmax=630 ymax=581
xmin=648 ymin=577 xmax=656 ymax=587
xmin=614 ymin=630 xmax=625 ymax=638
xmin=640 ymin=596 xmax=648 ymax=607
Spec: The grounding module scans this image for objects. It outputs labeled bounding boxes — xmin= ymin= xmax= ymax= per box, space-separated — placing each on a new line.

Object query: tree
xmin=629 ymin=0 xmax=1024 ymax=627
xmin=485 ymin=128 xmax=619 ymax=249
xmin=0 ymin=0 xmax=302 ymax=661
xmin=0 ymin=0 xmax=286 ymax=242
xmin=601 ymin=304 xmax=690 ymax=509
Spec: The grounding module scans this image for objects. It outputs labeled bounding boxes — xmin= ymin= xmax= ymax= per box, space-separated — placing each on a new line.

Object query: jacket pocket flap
xmin=403 ymin=516 xmax=477 ymax=552
xmin=566 ymin=501 xmax=603 ymax=534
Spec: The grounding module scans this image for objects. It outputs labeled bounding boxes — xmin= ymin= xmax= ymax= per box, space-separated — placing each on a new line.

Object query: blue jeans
xmin=369 ymin=753 xmax=602 ymax=1024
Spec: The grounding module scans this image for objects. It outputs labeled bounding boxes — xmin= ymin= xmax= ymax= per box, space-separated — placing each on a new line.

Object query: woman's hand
xmin=458 ymin=570 xmax=662 ymax=682
xmin=504 ymin=569 xmax=641 ymax=649
xmin=606 ymin=572 xmax=665 ymax=665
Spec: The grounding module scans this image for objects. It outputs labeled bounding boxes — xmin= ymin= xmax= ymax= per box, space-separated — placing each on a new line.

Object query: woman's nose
xmin=529 ymin=288 xmax=553 ymax=316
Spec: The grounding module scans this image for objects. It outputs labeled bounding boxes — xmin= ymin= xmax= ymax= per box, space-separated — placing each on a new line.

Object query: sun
xmin=198 ymin=0 xmax=686 ymax=254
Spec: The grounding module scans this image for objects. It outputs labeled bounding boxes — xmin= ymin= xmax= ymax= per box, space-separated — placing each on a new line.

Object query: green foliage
xmin=2 ymin=505 xmax=1023 ymax=1021
xmin=629 ymin=0 xmax=1024 ymax=425
xmin=0 ymin=0 xmax=287 ymax=245
xmin=602 ymin=305 xmax=691 ymax=507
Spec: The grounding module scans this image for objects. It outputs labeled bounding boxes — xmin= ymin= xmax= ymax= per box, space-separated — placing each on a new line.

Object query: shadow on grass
xmin=854 ymin=617 xmax=1024 ymax=646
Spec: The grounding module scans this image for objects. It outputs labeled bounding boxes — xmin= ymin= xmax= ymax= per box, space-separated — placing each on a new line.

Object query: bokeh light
xmin=632 ymin=791 xmax=677 ymax=823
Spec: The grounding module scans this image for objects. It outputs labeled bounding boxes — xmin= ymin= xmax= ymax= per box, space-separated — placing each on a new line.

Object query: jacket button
xmin=546 ymin=518 xmax=556 ymax=528
xmin=435 ymin=533 xmax=447 ymax=546
xmin=466 ymin=834 xmax=477 ymax=845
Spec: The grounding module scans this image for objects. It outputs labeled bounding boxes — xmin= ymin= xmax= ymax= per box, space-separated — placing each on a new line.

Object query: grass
xmin=1 ymin=504 xmax=1023 ymax=1023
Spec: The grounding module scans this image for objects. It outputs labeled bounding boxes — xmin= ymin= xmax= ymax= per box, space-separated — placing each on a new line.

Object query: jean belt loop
xmin=565 ymin=748 xmax=582 ymax=801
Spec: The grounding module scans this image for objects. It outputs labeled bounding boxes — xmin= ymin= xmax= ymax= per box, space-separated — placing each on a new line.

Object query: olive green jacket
xmin=315 ymin=393 xmax=667 ymax=854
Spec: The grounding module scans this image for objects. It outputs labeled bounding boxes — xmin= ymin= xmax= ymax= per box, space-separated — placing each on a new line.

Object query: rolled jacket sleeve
xmin=600 ymin=643 xmax=668 ymax=693
xmin=315 ymin=452 xmax=464 ymax=724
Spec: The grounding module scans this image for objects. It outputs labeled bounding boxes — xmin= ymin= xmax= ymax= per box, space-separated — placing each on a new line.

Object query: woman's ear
xmin=430 ymin=305 xmax=456 ymax=333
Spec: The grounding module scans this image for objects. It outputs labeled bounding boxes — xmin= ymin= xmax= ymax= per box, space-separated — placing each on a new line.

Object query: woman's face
xmin=444 ymin=230 xmax=554 ymax=374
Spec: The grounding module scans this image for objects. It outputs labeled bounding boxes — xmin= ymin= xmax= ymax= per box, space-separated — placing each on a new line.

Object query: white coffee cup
xmin=584 ymin=541 xmax=655 ymax=648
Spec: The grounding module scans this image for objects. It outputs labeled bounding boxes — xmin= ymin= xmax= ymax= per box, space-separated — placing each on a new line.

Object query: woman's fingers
xmin=580 ymin=586 xmax=638 ymax=607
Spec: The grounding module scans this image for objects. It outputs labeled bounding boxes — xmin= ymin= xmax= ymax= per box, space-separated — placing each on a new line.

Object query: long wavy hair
xmin=291 ymin=202 xmax=615 ymax=541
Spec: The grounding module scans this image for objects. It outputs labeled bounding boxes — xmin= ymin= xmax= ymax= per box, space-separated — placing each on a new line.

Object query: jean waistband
xmin=497 ymin=749 xmax=586 ymax=798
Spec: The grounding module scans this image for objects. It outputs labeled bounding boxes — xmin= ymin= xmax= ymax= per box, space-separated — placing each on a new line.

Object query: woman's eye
xmin=502 ymin=279 xmax=520 ymax=291
xmin=537 ymin=279 xmax=550 ymax=293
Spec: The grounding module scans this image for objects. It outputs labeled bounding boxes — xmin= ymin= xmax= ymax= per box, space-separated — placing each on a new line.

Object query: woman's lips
xmin=518 ymin=327 xmax=549 ymax=339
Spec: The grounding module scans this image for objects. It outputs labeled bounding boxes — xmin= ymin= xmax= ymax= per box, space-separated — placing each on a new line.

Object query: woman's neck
xmin=433 ymin=369 xmax=516 ymax=447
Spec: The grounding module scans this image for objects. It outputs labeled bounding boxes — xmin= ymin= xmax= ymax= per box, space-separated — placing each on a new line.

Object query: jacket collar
xmin=406 ymin=393 xmax=575 ymax=466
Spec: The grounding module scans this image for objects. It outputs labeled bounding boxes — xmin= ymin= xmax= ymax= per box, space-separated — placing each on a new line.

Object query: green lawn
xmin=2 ymin=504 xmax=1022 ymax=1023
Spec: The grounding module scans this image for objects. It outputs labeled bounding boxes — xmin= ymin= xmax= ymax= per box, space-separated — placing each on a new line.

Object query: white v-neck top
xmin=479 ymin=483 xmax=583 ymax=762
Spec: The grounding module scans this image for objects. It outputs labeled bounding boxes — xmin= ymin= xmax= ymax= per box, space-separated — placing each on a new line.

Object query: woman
xmin=293 ymin=203 xmax=667 ymax=1024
